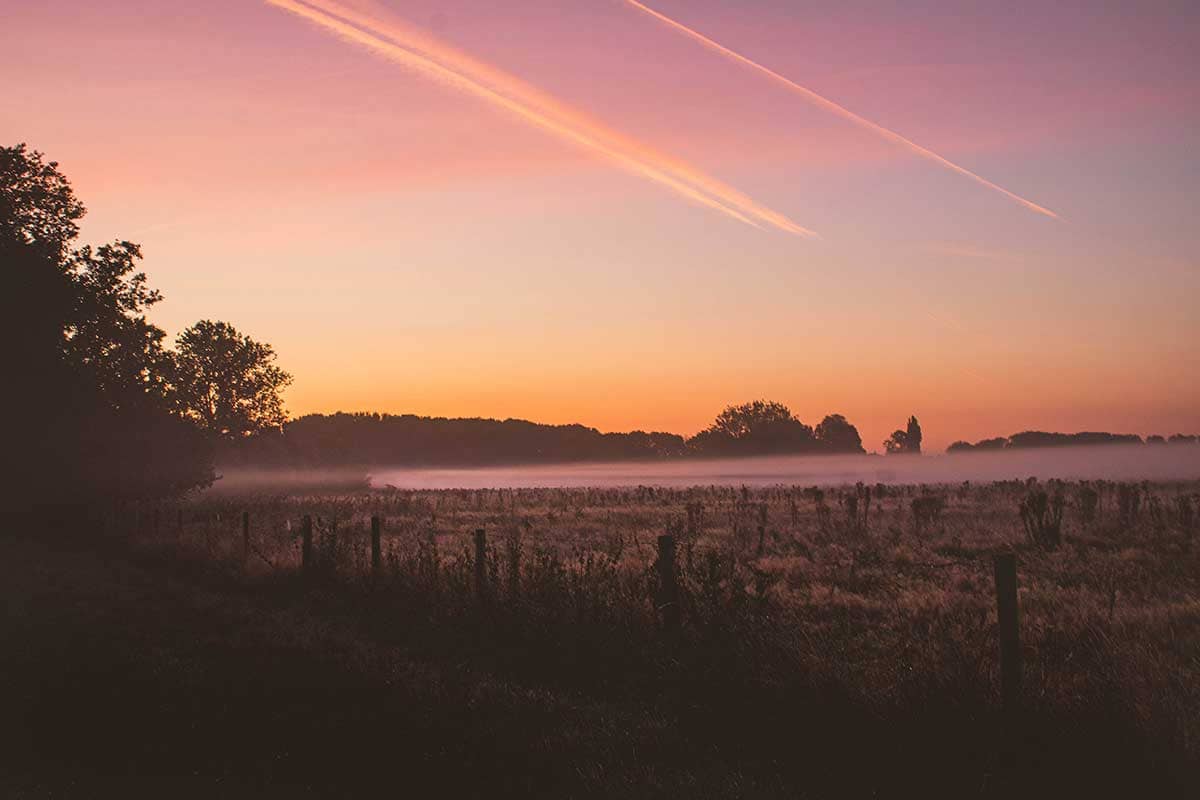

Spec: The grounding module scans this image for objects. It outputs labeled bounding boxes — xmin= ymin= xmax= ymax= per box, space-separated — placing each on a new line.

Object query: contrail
xmin=304 ymin=0 xmax=814 ymax=236
xmin=264 ymin=0 xmax=815 ymax=236
xmin=622 ymin=0 xmax=1060 ymax=220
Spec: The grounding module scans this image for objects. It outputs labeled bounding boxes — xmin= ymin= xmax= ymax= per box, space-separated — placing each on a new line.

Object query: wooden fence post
xmin=242 ymin=511 xmax=250 ymax=564
xmin=507 ymin=535 xmax=521 ymax=603
xmin=474 ymin=529 xmax=487 ymax=602
xmin=657 ymin=534 xmax=680 ymax=631
xmin=993 ymin=553 xmax=1021 ymax=713
xmin=756 ymin=525 xmax=766 ymax=557
xmin=301 ymin=515 xmax=313 ymax=574
xmin=371 ymin=516 xmax=382 ymax=574
xmin=329 ymin=519 xmax=338 ymax=573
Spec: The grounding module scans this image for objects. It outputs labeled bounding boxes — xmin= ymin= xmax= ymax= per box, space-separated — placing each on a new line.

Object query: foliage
xmin=688 ymin=400 xmax=817 ymax=456
xmin=0 ymin=143 xmax=84 ymax=262
xmin=172 ymin=320 xmax=293 ymax=437
xmin=2 ymin=143 xmax=232 ymax=505
xmin=948 ymin=431 xmax=1187 ymax=452
xmin=884 ymin=415 xmax=923 ymax=454
xmin=220 ymin=402 xmax=870 ymax=467
xmin=64 ymin=241 xmax=173 ymax=405
xmin=223 ymin=412 xmax=689 ymax=467
xmin=814 ymin=413 xmax=865 ymax=453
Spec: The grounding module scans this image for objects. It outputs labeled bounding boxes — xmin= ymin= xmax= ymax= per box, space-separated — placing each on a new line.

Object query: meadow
xmin=65 ymin=476 xmax=1199 ymax=796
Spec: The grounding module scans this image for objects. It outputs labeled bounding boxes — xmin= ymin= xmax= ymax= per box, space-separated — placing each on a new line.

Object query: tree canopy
xmin=1 ymin=143 xmax=295 ymax=509
xmin=2 ymin=144 xmax=217 ymax=507
xmin=884 ymin=416 xmax=923 ymax=455
xmin=815 ymin=414 xmax=865 ymax=454
xmin=685 ymin=401 xmax=865 ymax=457
xmin=173 ymin=320 xmax=292 ymax=438
xmin=688 ymin=400 xmax=814 ymax=456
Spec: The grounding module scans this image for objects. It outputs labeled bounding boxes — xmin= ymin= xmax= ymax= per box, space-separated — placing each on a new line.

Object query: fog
xmin=364 ymin=445 xmax=1200 ymax=490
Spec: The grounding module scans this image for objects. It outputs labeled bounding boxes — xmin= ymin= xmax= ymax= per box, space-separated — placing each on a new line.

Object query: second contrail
xmin=264 ymin=0 xmax=815 ymax=236
xmin=622 ymin=0 xmax=1059 ymax=220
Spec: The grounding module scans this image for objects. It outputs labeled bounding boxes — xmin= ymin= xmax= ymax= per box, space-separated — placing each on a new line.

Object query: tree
xmin=906 ymin=416 xmax=923 ymax=454
xmin=884 ymin=416 xmax=923 ymax=455
xmin=0 ymin=143 xmax=85 ymax=263
xmin=2 ymin=143 xmax=213 ymax=508
xmin=814 ymin=414 xmax=865 ymax=453
xmin=172 ymin=320 xmax=293 ymax=438
xmin=688 ymin=400 xmax=816 ymax=455
xmin=64 ymin=241 xmax=173 ymax=406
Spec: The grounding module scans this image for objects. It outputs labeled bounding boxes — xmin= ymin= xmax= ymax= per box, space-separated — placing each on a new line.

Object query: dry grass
xmin=29 ymin=478 xmax=1200 ymax=795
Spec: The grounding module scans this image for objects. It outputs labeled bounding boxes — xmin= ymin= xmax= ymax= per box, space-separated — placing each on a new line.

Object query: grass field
xmin=5 ymin=478 xmax=1198 ymax=797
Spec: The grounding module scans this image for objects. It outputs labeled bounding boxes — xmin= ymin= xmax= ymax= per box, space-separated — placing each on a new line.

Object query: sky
xmin=3 ymin=0 xmax=1198 ymax=452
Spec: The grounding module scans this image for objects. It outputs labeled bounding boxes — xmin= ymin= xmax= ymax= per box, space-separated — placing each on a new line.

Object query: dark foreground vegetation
xmin=5 ymin=479 xmax=1197 ymax=797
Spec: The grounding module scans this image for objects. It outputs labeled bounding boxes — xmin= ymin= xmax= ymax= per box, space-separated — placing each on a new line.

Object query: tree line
xmin=39 ymin=139 xmax=1190 ymax=500
xmin=218 ymin=401 xmax=876 ymax=467
xmin=947 ymin=431 xmax=1199 ymax=453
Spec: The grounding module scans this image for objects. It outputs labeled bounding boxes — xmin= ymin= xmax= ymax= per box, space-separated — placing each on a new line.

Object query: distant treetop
xmin=945 ymin=431 xmax=1198 ymax=453
xmin=884 ymin=416 xmax=923 ymax=455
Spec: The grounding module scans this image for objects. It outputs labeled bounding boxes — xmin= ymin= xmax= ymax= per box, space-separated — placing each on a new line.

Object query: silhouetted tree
xmin=1 ymin=143 xmax=84 ymax=262
xmin=65 ymin=241 xmax=174 ymax=405
xmin=172 ymin=320 xmax=293 ymax=438
xmin=884 ymin=416 xmax=922 ymax=455
xmin=814 ymin=414 xmax=865 ymax=453
xmin=689 ymin=400 xmax=816 ymax=456
xmin=946 ymin=436 xmax=1008 ymax=453
xmin=906 ymin=416 xmax=923 ymax=454
xmin=2 ymin=143 xmax=213 ymax=509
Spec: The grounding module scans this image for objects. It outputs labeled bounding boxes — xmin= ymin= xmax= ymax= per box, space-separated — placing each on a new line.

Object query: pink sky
xmin=3 ymin=0 xmax=1198 ymax=451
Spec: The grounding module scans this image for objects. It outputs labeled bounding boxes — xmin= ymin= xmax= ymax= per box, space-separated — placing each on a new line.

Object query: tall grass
xmin=110 ymin=478 xmax=1200 ymax=793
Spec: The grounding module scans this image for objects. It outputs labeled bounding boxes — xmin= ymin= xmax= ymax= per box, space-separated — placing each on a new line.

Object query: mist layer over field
xmin=358 ymin=444 xmax=1200 ymax=490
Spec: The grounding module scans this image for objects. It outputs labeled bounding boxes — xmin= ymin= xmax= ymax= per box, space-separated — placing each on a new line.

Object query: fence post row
xmin=371 ymin=516 xmax=382 ymax=574
xmin=301 ymin=515 xmax=313 ymax=573
xmin=993 ymin=552 xmax=1021 ymax=713
xmin=657 ymin=534 xmax=680 ymax=631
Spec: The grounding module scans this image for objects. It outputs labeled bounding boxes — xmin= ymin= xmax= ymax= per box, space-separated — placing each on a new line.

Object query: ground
xmin=3 ymin=481 xmax=1197 ymax=797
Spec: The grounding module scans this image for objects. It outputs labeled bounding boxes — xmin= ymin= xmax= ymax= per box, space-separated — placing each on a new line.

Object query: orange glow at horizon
xmin=7 ymin=0 xmax=1196 ymax=454
xmin=265 ymin=0 xmax=816 ymax=236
